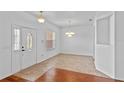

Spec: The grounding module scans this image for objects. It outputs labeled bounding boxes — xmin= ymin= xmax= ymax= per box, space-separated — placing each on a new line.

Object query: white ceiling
xmin=28 ymin=11 xmax=112 ymax=28
xmin=43 ymin=11 xmax=96 ymax=27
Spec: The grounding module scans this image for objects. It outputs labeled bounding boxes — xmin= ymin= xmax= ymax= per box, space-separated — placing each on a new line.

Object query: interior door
xmin=21 ymin=28 xmax=36 ymax=69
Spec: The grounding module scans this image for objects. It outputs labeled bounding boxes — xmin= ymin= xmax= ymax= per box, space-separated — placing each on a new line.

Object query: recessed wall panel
xmin=97 ymin=17 xmax=110 ymax=45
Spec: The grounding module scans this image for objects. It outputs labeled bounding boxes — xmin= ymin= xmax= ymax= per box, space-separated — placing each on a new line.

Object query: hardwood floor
xmin=0 ymin=68 xmax=122 ymax=82
xmin=0 ymin=75 xmax=29 ymax=82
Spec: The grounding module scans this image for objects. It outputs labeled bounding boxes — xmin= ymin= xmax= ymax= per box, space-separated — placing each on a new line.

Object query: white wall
xmin=37 ymin=21 xmax=60 ymax=62
xmin=0 ymin=12 xmax=12 ymax=79
xmin=60 ymin=25 xmax=95 ymax=56
xmin=115 ymin=12 xmax=124 ymax=80
xmin=0 ymin=12 xmax=60 ymax=79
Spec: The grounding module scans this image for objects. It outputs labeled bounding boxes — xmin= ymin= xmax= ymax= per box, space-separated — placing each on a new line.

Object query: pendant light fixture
xmin=65 ymin=20 xmax=75 ymax=37
xmin=37 ymin=11 xmax=45 ymax=23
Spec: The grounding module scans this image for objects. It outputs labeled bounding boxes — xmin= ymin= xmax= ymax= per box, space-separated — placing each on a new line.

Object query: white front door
xmin=21 ymin=28 xmax=36 ymax=69
xmin=12 ymin=25 xmax=37 ymax=73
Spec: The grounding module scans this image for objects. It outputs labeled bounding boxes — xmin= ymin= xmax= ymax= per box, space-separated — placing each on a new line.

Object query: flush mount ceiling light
xmin=65 ymin=20 xmax=75 ymax=37
xmin=37 ymin=11 xmax=45 ymax=23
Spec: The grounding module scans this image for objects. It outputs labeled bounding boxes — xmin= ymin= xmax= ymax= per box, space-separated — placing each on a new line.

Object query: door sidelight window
xmin=14 ymin=28 xmax=20 ymax=51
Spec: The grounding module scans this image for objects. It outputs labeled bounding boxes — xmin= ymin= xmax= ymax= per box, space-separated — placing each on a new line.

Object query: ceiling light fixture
xmin=38 ymin=16 xmax=45 ymax=23
xmin=37 ymin=11 xmax=45 ymax=23
xmin=65 ymin=32 xmax=75 ymax=37
xmin=65 ymin=20 xmax=75 ymax=37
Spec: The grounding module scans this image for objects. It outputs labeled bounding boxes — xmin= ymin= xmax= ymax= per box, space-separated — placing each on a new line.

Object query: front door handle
xmin=22 ymin=49 xmax=25 ymax=51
